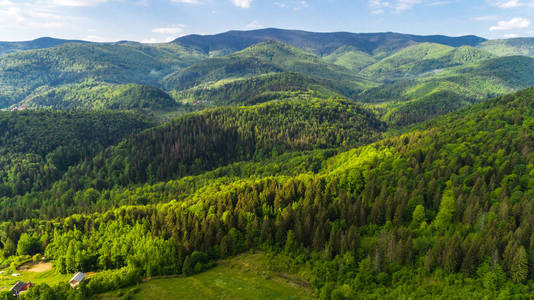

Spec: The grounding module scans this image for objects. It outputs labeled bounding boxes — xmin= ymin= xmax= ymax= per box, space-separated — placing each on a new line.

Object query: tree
xmin=16 ymin=233 xmax=41 ymax=256
xmin=411 ymin=205 xmax=425 ymax=228
xmin=433 ymin=187 xmax=455 ymax=231
xmin=510 ymin=246 xmax=528 ymax=283
xmin=182 ymin=256 xmax=193 ymax=276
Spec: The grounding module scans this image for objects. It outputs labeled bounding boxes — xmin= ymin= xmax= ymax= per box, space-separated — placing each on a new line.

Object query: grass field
xmin=95 ymin=253 xmax=315 ymax=300
xmin=0 ymin=262 xmax=70 ymax=291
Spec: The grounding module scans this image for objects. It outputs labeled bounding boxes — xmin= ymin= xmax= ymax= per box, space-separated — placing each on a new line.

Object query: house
xmin=10 ymin=281 xmax=30 ymax=296
xmin=69 ymin=272 xmax=85 ymax=288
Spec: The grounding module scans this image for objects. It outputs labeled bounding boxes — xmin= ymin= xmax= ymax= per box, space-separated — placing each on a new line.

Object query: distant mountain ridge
xmin=0 ymin=37 xmax=90 ymax=56
xmin=0 ymin=29 xmax=487 ymax=58
xmin=172 ymin=28 xmax=487 ymax=57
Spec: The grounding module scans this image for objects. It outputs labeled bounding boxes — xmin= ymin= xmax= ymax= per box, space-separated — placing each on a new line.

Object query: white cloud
xmin=395 ymin=0 xmax=421 ymax=12
xmin=50 ymin=0 xmax=109 ymax=6
xmin=275 ymin=0 xmax=308 ymax=10
xmin=494 ymin=0 xmax=523 ymax=8
xmin=490 ymin=17 xmax=530 ymax=30
xmin=231 ymin=0 xmax=252 ymax=8
xmin=504 ymin=33 xmax=519 ymax=37
xmin=369 ymin=0 xmax=431 ymax=13
xmin=474 ymin=15 xmax=498 ymax=21
xmin=0 ymin=0 xmax=82 ymax=31
xmin=245 ymin=20 xmax=262 ymax=29
xmin=492 ymin=0 xmax=534 ymax=8
xmin=171 ymin=0 xmax=202 ymax=4
xmin=141 ymin=36 xmax=176 ymax=43
xmin=84 ymin=35 xmax=115 ymax=42
xmin=152 ymin=24 xmax=185 ymax=34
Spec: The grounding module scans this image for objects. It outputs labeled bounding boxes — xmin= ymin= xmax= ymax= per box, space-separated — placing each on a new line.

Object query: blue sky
xmin=0 ymin=0 xmax=533 ymax=42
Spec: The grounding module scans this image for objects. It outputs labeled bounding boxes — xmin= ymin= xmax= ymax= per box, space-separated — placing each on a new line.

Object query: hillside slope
xmin=162 ymin=41 xmax=374 ymax=93
xmin=56 ymin=97 xmax=384 ymax=191
xmin=19 ymin=83 xmax=177 ymax=110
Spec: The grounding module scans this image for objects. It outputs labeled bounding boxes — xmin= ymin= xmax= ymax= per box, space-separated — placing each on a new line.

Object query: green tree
xmin=433 ymin=187 xmax=455 ymax=231
xmin=16 ymin=233 xmax=41 ymax=256
xmin=411 ymin=205 xmax=425 ymax=228
xmin=510 ymin=246 xmax=528 ymax=283
xmin=182 ymin=256 xmax=193 ymax=276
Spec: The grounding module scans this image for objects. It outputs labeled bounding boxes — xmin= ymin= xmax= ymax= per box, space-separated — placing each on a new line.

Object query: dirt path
xmin=19 ymin=262 xmax=52 ymax=273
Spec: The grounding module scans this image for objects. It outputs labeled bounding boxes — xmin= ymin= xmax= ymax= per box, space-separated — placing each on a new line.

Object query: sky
xmin=0 ymin=0 xmax=533 ymax=42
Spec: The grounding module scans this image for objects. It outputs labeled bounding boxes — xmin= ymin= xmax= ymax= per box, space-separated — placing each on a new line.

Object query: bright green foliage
xmin=323 ymin=46 xmax=377 ymax=72
xmin=433 ymin=187 xmax=455 ymax=231
xmin=16 ymin=233 xmax=41 ymax=256
xmin=411 ymin=205 xmax=425 ymax=228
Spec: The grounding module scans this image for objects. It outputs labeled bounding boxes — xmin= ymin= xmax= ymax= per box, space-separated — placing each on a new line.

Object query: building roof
xmin=70 ymin=272 xmax=85 ymax=283
xmin=10 ymin=281 xmax=28 ymax=294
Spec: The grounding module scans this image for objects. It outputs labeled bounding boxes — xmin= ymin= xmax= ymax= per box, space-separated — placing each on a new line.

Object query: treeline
xmin=0 ymin=87 xmax=533 ymax=298
xmin=0 ymin=110 xmax=154 ymax=197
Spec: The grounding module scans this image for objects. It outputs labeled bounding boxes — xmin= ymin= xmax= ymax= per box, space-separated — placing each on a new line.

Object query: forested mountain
xmin=362 ymin=55 xmax=534 ymax=125
xmin=54 ymin=97 xmax=384 ymax=192
xmin=173 ymin=28 xmax=486 ymax=57
xmin=0 ymin=29 xmax=532 ymax=125
xmin=0 ymin=37 xmax=89 ymax=56
xmin=0 ymin=43 xmax=204 ymax=107
xmin=162 ymin=41 xmax=373 ymax=93
xmin=361 ymin=43 xmax=495 ymax=80
xmin=19 ymin=83 xmax=177 ymax=110
xmin=480 ymin=37 xmax=534 ymax=56
xmin=0 ymin=110 xmax=153 ymax=197
xmin=1 ymin=85 xmax=533 ymax=298
xmin=171 ymin=72 xmax=347 ymax=106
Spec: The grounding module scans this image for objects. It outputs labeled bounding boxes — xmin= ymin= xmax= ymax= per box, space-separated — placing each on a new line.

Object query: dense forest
xmin=0 ymin=110 xmax=153 ymax=198
xmin=0 ymin=85 xmax=533 ymax=299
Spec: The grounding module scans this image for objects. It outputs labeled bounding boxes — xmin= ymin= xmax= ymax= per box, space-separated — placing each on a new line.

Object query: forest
xmin=0 ymin=85 xmax=533 ymax=299
xmin=0 ymin=28 xmax=533 ymax=299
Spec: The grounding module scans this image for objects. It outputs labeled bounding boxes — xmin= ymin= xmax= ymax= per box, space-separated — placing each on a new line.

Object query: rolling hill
xmin=479 ymin=37 xmax=534 ymax=56
xmin=162 ymin=40 xmax=375 ymax=93
xmin=0 ymin=43 xmax=205 ymax=108
xmin=361 ymin=43 xmax=495 ymax=80
xmin=19 ymin=83 xmax=177 ymax=110
xmin=171 ymin=72 xmax=348 ymax=106
xmin=360 ymin=55 xmax=534 ymax=125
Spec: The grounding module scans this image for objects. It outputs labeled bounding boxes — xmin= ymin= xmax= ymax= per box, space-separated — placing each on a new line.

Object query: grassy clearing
xmin=95 ymin=253 xmax=314 ymax=300
xmin=0 ymin=262 xmax=70 ymax=291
